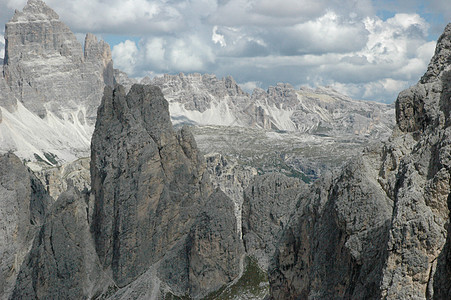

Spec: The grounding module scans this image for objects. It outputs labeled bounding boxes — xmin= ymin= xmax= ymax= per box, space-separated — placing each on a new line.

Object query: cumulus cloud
xmin=116 ymin=35 xmax=216 ymax=76
xmin=0 ymin=0 xmax=447 ymax=103
xmin=266 ymin=12 xmax=369 ymax=55
xmin=209 ymin=0 xmax=374 ymax=27
xmin=112 ymin=40 xmax=138 ymax=75
xmin=212 ymin=26 xmax=226 ymax=47
xmin=0 ymin=34 xmax=4 ymax=60
xmin=2 ymin=0 xmax=185 ymax=35
xmin=239 ymin=81 xmax=262 ymax=93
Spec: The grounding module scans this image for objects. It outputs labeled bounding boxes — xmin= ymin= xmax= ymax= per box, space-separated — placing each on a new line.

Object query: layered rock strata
xmin=0 ymin=152 xmax=52 ymax=299
xmin=91 ymin=84 xmax=243 ymax=298
xmin=268 ymin=23 xmax=451 ymax=299
xmin=0 ymin=0 xmax=113 ymax=164
xmin=11 ymin=189 xmax=110 ymax=299
xmin=242 ymin=173 xmax=305 ymax=269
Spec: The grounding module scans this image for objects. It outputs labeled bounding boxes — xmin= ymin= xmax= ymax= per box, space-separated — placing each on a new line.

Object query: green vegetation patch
xmin=33 ymin=153 xmax=51 ymax=166
xmin=43 ymin=152 xmax=59 ymax=165
xmin=204 ymin=256 xmax=269 ymax=300
xmin=164 ymin=256 xmax=269 ymax=300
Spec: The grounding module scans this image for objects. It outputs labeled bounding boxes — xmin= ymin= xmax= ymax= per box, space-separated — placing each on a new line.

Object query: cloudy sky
xmin=0 ymin=0 xmax=449 ymax=103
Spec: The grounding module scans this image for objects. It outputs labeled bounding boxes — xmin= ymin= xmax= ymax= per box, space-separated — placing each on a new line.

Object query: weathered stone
xmin=269 ymin=151 xmax=394 ymax=299
xmin=205 ymin=153 xmax=258 ymax=237
xmin=11 ymin=189 xmax=111 ymax=299
xmin=269 ymin=23 xmax=451 ymax=299
xmin=0 ymin=0 xmax=113 ymax=163
xmin=148 ymin=73 xmax=394 ymax=137
xmin=242 ymin=173 xmax=304 ymax=269
xmin=187 ymin=189 xmax=244 ymax=298
xmin=91 ymin=84 xmax=243 ymax=298
xmin=29 ymin=157 xmax=91 ymax=199
xmin=0 ymin=152 xmax=51 ymax=299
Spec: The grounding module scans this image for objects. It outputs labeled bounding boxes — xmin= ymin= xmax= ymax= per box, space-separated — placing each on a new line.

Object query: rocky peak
xmin=12 ymin=0 xmax=59 ymax=22
xmin=5 ymin=0 xmax=82 ymax=67
xmin=0 ymin=152 xmax=52 ymax=299
xmin=90 ymin=84 xmax=243 ymax=297
xmin=224 ymin=75 xmax=246 ymax=96
xmin=0 ymin=0 xmax=114 ymax=164
xmin=421 ymin=23 xmax=451 ymax=84
xmin=396 ymin=22 xmax=451 ymax=134
xmin=84 ymin=33 xmax=114 ymax=87
xmin=269 ymin=23 xmax=451 ymax=299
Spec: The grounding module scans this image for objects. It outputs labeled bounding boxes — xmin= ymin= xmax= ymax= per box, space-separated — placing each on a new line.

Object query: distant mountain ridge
xmin=0 ymin=0 xmax=113 ymax=165
xmin=0 ymin=0 xmax=395 ymax=167
xmin=268 ymin=22 xmax=451 ymax=299
xmin=117 ymin=72 xmax=395 ymax=139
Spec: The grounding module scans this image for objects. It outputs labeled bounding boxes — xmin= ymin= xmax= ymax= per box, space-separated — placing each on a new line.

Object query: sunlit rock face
xmin=91 ymin=84 xmax=243 ymax=298
xmin=0 ymin=152 xmax=52 ymax=299
xmin=269 ymin=23 xmax=451 ymax=299
xmin=0 ymin=0 xmax=113 ymax=164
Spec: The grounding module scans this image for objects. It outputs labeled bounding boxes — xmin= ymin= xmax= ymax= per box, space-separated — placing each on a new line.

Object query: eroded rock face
xmin=3 ymin=0 xmax=112 ymax=120
xmin=242 ymin=173 xmax=305 ymax=270
xmin=205 ymin=153 xmax=258 ymax=237
xmin=147 ymin=73 xmax=394 ymax=137
xmin=269 ymin=23 xmax=451 ymax=299
xmin=0 ymin=152 xmax=52 ymax=299
xmin=0 ymin=0 xmax=114 ymax=164
xmin=91 ymin=84 xmax=243 ymax=298
xmin=29 ymin=157 xmax=91 ymax=200
xmin=11 ymin=189 xmax=110 ymax=299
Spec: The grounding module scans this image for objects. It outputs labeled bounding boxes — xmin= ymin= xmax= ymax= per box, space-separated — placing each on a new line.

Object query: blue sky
xmin=0 ymin=0 xmax=449 ymax=103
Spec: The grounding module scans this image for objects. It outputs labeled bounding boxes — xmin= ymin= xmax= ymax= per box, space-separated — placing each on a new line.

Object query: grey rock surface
xmin=11 ymin=189 xmax=111 ymax=299
xmin=187 ymin=189 xmax=244 ymax=298
xmin=205 ymin=153 xmax=258 ymax=237
xmin=0 ymin=0 xmax=113 ymax=163
xmin=149 ymin=73 xmax=394 ymax=139
xmin=0 ymin=152 xmax=52 ymax=299
xmin=91 ymin=84 xmax=243 ymax=298
xmin=3 ymin=0 xmax=112 ymax=120
xmin=268 ymin=23 xmax=451 ymax=299
xmin=114 ymin=68 xmax=138 ymax=93
xmin=242 ymin=173 xmax=305 ymax=270
xmin=29 ymin=157 xmax=91 ymax=199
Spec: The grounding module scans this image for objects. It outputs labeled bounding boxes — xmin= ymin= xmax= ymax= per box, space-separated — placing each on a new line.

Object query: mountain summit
xmin=269 ymin=22 xmax=451 ymax=299
xmin=0 ymin=0 xmax=113 ymax=164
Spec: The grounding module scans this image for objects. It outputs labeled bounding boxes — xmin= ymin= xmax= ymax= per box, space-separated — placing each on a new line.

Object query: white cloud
xmin=0 ymin=34 xmax=4 ymax=60
xmin=0 ymin=0 xmax=447 ymax=104
xmin=239 ymin=81 xmax=261 ymax=93
xmin=144 ymin=38 xmax=166 ymax=69
xmin=128 ymin=35 xmax=216 ymax=75
xmin=209 ymin=0 xmax=374 ymax=27
xmin=168 ymin=35 xmax=215 ymax=72
xmin=34 ymin=0 xmax=184 ymax=35
xmin=212 ymin=26 xmax=226 ymax=47
xmin=112 ymin=40 xmax=138 ymax=75
xmin=330 ymin=79 xmax=410 ymax=103
xmin=281 ymin=11 xmax=369 ymax=54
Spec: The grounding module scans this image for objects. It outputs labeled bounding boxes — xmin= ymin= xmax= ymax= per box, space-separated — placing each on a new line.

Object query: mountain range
xmin=1 ymin=0 xmax=450 ymax=299
xmin=0 ymin=0 xmax=394 ymax=168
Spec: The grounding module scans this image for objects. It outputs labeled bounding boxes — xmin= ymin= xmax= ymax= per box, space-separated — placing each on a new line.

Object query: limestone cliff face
xmin=8 ymin=84 xmax=244 ymax=299
xmin=11 ymin=189 xmax=110 ymax=300
xmin=3 ymin=0 xmax=112 ymax=120
xmin=30 ymin=157 xmax=91 ymax=200
xmin=269 ymin=23 xmax=451 ymax=299
xmin=91 ymin=84 xmax=243 ymax=298
xmin=146 ymin=73 xmax=394 ymax=136
xmin=0 ymin=153 xmax=52 ymax=299
xmin=0 ymin=0 xmax=114 ymax=164
xmin=205 ymin=153 xmax=258 ymax=237
xmin=242 ymin=173 xmax=305 ymax=270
